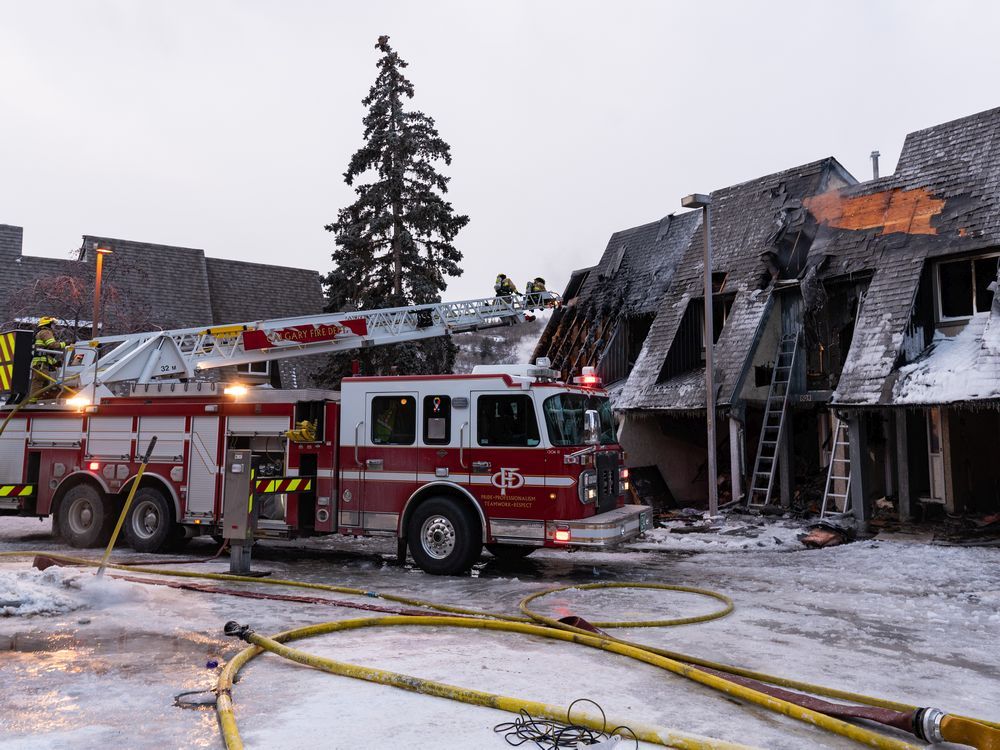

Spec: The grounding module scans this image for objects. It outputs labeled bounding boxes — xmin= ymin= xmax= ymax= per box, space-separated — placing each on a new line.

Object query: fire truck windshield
xmin=542 ymin=393 xmax=616 ymax=446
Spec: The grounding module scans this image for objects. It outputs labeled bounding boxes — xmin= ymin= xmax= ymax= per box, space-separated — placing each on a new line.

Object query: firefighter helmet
xmin=37 ymin=316 xmax=56 ymax=328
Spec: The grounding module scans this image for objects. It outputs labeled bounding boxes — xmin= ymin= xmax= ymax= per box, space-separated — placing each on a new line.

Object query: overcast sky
xmin=3 ymin=1 xmax=1000 ymax=304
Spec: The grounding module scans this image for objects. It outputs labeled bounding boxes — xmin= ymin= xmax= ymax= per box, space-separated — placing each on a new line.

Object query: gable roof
xmin=813 ymin=106 xmax=1000 ymax=405
xmin=534 ymin=211 xmax=700 ymax=377
xmin=617 ymin=158 xmax=851 ymax=412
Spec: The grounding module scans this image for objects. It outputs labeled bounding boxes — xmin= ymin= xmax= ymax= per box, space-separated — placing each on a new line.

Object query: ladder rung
xmin=829 ymin=475 xmax=850 ymax=480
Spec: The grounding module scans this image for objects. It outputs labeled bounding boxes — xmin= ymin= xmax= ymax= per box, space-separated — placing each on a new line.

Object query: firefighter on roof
xmin=30 ymin=317 xmax=67 ymax=401
xmin=494 ymin=273 xmax=519 ymax=297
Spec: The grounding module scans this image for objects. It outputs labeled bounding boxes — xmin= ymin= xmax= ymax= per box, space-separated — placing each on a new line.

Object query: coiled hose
xmin=2 ymin=550 xmax=998 ymax=749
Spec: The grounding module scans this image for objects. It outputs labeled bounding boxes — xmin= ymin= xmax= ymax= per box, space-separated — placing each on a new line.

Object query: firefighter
xmin=30 ymin=316 xmax=66 ymax=402
xmin=494 ymin=273 xmax=519 ymax=298
xmin=524 ymin=277 xmax=547 ymax=296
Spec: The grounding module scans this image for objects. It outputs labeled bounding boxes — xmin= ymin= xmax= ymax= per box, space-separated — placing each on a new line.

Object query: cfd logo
xmin=491 ymin=467 xmax=524 ymax=496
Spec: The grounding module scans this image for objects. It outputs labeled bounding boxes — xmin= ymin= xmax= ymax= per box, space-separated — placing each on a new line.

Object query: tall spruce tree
xmin=320 ymin=36 xmax=468 ymax=383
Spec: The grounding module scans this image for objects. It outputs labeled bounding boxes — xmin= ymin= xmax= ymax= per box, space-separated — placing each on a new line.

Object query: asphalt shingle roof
xmin=617 ymin=158 xmax=849 ymax=411
xmin=818 ymin=106 xmax=1000 ymax=405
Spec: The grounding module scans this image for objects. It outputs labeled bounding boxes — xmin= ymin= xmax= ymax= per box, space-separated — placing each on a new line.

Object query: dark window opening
xmin=938 ymin=253 xmax=999 ymax=320
xmin=974 ymin=256 xmax=999 ymax=313
xmin=657 ymin=296 xmax=735 ymax=383
xmin=477 ymin=395 xmax=540 ymax=447
xmin=596 ymin=313 xmax=655 ymax=386
xmin=423 ymin=395 xmax=451 ymax=445
xmin=371 ymin=395 xmax=416 ymax=445
xmin=712 ymin=272 xmax=728 ymax=294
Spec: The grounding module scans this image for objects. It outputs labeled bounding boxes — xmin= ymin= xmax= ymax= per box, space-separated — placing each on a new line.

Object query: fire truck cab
xmin=340 ymin=363 xmax=651 ymax=573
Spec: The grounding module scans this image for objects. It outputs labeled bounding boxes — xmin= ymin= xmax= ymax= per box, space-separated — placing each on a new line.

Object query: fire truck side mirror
xmin=584 ymin=409 xmax=601 ymax=446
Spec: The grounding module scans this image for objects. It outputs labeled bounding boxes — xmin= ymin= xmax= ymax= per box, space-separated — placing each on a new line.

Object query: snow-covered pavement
xmin=1 ymin=516 xmax=997 ymax=749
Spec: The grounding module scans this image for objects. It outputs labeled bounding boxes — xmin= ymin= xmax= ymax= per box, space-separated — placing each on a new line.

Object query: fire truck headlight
xmin=224 ymin=384 xmax=248 ymax=398
xmin=586 ymin=488 xmax=597 ymax=501
xmin=554 ymin=528 xmax=571 ymax=543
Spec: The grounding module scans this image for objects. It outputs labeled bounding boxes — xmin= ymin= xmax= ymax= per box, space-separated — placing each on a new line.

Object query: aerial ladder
xmin=23 ymin=291 xmax=559 ymax=405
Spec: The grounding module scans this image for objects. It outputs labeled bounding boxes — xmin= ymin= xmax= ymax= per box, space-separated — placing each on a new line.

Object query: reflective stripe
xmin=0 ymin=485 xmax=33 ymax=497
xmin=0 ymin=366 xmax=9 ymax=391
xmin=0 ymin=334 xmax=9 ymax=361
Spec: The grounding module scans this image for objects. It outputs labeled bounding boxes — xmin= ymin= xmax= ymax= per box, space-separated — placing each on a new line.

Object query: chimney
xmin=870 ymin=150 xmax=880 ymax=180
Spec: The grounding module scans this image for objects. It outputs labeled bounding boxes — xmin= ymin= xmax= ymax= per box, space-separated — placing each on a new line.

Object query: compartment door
xmin=188 ymin=416 xmax=221 ymax=516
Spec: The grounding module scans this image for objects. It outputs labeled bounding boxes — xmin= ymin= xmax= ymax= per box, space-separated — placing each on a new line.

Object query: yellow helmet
xmin=38 ymin=316 xmax=56 ymax=327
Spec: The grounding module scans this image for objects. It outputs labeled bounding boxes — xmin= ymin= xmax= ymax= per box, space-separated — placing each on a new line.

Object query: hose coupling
xmin=224 ymin=621 xmax=255 ymax=641
xmin=913 ymin=707 xmax=946 ymax=743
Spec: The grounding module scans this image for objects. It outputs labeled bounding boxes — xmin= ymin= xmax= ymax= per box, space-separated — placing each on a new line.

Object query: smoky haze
xmin=2 ymin=0 xmax=999 ymax=304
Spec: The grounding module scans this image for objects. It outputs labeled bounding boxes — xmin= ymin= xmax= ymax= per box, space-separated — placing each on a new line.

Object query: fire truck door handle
xmin=354 ymin=421 xmax=364 ymax=467
xmin=459 ymin=422 xmax=469 ymax=469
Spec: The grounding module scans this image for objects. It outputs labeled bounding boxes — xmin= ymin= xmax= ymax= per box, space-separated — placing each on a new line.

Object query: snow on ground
xmin=1 ymin=515 xmax=998 ymax=750
xmin=628 ymin=515 xmax=806 ymax=553
xmin=1 ymin=566 xmax=142 ymax=617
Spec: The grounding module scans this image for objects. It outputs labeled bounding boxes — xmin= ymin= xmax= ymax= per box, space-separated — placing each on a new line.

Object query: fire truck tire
xmin=407 ymin=497 xmax=482 ymax=576
xmin=57 ymin=484 xmax=114 ymax=548
xmin=124 ymin=487 xmax=175 ymax=553
xmin=486 ymin=544 xmax=536 ymax=562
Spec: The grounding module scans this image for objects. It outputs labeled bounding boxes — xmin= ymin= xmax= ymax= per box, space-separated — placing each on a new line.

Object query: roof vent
xmin=870 ymin=150 xmax=880 ymax=180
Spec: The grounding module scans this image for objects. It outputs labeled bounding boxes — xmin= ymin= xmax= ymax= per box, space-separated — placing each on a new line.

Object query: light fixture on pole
xmin=92 ymin=246 xmax=113 ymax=339
xmin=681 ymin=193 xmax=718 ymax=517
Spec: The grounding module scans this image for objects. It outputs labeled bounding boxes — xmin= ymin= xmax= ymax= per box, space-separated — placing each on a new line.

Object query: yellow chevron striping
xmin=0 ymin=365 xmax=9 ymax=391
xmin=0 ymin=486 xmax=13 ymax=497
xmin=287 ymin=479 xmax=300 ymax=492
xmin=0 ymin=334 xmax=9 ymax=362
xmin=19 ymin=486 xmax=33 ymax=496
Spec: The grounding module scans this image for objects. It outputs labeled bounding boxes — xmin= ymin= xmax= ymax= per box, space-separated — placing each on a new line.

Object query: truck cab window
xmin=423 ymin=395 xmax=451 ymax=445
xmin=371 ymin=396 xmax=416 ymax=445
xmin=477 ymin=395 xmax=540 ymax=447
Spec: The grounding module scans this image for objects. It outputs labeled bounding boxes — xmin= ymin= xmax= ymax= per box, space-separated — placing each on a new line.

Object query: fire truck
xmin=0 ymin=293 xmax=651 ymax=574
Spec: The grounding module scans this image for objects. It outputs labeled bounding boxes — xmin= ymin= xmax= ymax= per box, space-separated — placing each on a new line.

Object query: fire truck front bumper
xmin=546 ymin=504 xmax=653 ymax=548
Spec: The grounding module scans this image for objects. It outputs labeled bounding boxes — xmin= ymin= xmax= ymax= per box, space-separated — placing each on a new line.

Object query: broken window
xmin=937 ymin=252 xmax=999 ymax=320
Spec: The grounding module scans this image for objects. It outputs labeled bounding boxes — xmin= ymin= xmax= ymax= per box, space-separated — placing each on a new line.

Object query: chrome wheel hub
xmin=68 ymin=500 xmax=95 ymax=534
xmin=131 ymin=499 xmax=160 ymax=540
xmin=420 ymin=515 xmax=456 ymax=560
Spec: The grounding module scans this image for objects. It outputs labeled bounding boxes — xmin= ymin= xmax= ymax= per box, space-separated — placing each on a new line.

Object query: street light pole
xmin=681 ymin=193 xmax=718 ymax=516
xmin=92 ymin=246 xmax=112 ymax=339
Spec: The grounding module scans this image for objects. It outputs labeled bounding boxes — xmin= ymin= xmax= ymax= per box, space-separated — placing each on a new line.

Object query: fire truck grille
xmin=595 ymin=451 xmax=618 ymax=514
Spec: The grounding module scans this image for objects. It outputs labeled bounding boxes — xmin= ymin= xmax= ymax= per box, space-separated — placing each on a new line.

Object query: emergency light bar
xmin=573 ymin=366 xmax=602 ymax=387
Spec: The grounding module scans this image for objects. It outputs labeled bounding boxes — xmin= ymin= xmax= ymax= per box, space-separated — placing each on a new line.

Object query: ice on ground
xmin=627 ymin=516 xmax=806 ymax=552
xmin=0 ymin=567 xmax=142 ymax=617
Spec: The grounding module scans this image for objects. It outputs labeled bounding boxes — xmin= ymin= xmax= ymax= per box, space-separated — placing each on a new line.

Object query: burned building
xmin=536 ymin=106 xmax=1000 ymax=525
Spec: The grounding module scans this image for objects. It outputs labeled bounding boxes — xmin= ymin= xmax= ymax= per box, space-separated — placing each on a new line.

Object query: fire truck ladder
xmin=62 ymin=292 xmax=559 ymax=395
xmin=746 ymin=332 xmax=800 ymax=509
xmin=820 ymin=417 xmax=852 ymax=517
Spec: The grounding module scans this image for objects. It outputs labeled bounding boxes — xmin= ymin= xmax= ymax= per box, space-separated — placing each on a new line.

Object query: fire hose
xmin=1 ymin=550 xmax=998 ymax=749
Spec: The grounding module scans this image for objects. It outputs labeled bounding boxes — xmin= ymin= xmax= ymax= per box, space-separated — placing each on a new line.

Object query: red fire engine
xmin=0 ymin=293 xmax=651 ymax=574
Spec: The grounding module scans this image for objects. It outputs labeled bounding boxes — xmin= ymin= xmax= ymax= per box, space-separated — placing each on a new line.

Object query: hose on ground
xmin=2 ymin=549 xmax=998 ymax=749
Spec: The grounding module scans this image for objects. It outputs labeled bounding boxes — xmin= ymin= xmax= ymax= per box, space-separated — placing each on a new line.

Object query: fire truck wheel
xmin=58 ymin=483 xmax=114 ymax=548
xmin=407 ymin=497 xmax=482 ymax=576
xmin=123 ymin=487 xmax=174 ymax=553
xmin=485 ymin=544 xmax=536 ymax=563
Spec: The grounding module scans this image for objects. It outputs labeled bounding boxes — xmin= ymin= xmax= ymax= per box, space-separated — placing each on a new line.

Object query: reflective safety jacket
xmin=494 ymin=276 xmax=517 ymax=295
xmin=32 ymin=326 xmax=66 ymax=368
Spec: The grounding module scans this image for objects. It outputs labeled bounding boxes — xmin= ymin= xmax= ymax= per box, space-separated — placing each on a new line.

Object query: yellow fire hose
xmin=1 ymin=550 xmax=997 ymax=749
xmin=97 ymin=436 xmax=157 ymax=578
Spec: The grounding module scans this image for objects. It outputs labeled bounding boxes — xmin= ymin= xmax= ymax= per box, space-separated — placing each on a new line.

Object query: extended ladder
xmin=59 ymin=291 xmax=560 ymax=397
xmin=820 ymin=417 xmax=852 ymax=516
xmin=747 ymin=332 xmax=800 ymax=508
